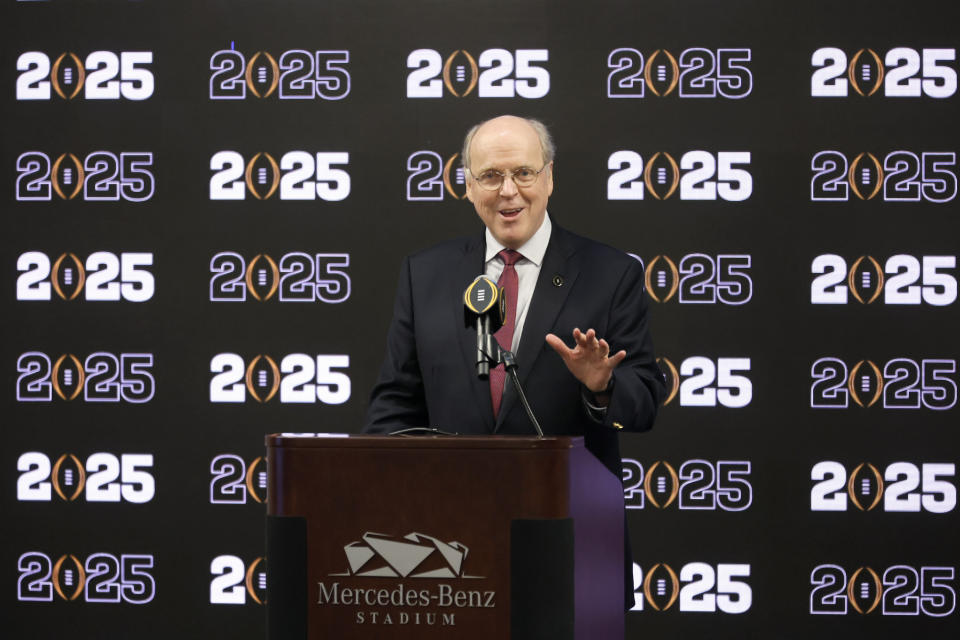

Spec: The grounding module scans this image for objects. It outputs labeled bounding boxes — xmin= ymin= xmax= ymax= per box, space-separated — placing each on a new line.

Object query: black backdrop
xmin=5 ymin=0 xmax=959 ymax=637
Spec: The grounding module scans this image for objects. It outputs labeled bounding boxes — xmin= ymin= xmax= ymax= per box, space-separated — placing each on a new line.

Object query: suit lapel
xmin=453 ymin=233 xmax=497 ymax=430
xmin=496 ymin=225 xmax=581 ymax=430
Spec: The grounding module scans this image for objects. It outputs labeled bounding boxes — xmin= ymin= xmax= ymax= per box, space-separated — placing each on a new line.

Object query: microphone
xmin=463 ymin=275 xmax=544 ymax=437
xmin=463 ymin=275 xmax=504 ymax=378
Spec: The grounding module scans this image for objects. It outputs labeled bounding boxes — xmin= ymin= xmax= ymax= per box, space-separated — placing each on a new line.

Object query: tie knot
xmin=498 ymin=249 xmax=523 ymax=267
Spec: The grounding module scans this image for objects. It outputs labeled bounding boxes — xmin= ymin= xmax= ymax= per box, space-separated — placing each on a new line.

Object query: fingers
xmin=544 ymin=333 xmax=573 ymax=361
xmin=571 ymin=328 xmax=615 ymax=358
xmin=550 ymin=330 xmax=627 ymax=390
xmin=598 ymin=338 xmax=611 ymax=358
xmin=608 ymin=349 xmax=627 ymax=367
xmin=573 ymin=328 xmax=599 ymax=350
xmin=585 ymin=329 xmax=599 ymax=350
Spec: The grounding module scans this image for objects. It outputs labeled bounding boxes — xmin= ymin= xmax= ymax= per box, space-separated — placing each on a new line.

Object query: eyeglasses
xmin=467 ymin=164 xmax=549 ymax=191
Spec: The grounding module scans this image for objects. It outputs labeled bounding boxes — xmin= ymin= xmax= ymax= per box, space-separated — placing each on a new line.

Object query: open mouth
xmin=499 ymin=207 xmax=523 ymax=218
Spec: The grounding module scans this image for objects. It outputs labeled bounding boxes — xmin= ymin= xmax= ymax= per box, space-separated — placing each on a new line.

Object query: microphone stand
xmin=501 ymin=350 xmax=544 ymax=438
xmin=478 ymin=341 xmax=544 ymax=438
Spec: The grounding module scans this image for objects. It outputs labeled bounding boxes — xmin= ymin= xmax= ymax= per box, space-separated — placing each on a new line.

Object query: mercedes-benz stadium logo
xmin=331 ymin=532 xmax=483 ymax=579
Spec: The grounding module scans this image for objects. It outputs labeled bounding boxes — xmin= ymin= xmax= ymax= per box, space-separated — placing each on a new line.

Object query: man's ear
xmin=465 ymin=175 xmax=477 ymax=203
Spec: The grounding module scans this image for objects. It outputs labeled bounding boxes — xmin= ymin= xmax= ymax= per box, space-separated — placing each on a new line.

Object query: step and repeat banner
xmin=4 ymin=0 xmax=958 ymax=637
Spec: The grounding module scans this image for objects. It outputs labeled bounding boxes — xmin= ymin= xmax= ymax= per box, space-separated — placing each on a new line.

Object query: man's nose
xmin=499 ymin=174 xmax=519 ymax=196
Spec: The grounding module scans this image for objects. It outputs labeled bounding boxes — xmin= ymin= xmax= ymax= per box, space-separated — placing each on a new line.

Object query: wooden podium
xmin=266 ymin=434 xmax=625 ymax=639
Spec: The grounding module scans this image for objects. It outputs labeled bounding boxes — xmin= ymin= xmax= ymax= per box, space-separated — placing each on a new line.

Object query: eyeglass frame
xmin=465 ymin=163 xmax=550 ymax=191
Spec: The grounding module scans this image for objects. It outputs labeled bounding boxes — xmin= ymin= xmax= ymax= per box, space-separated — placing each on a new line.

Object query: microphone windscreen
xmin=463 ymin=275 xmax=504 ymax=331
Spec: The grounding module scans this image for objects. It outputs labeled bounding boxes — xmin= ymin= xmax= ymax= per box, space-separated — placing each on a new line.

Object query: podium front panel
xmin=266 ymin=434 xmax=624 ymax=639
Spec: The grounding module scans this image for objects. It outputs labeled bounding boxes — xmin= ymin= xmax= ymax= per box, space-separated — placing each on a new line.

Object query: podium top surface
xmin=265 ymin=433 xmax=584 ymax=450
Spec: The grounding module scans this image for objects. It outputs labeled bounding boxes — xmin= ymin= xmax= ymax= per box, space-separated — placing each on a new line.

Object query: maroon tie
xmin=490 ymin=249 xmax=522 ymax=418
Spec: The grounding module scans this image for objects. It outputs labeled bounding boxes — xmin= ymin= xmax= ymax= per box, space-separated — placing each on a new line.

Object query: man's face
xmin=465 ymin=117 xmax=553 ymax=249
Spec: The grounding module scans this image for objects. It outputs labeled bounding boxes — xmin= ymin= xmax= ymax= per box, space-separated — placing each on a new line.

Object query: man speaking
xmin=365 ymin=115 xmax=666 ymax=607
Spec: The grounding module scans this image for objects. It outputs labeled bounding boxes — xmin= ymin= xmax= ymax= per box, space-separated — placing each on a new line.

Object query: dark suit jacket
xmin=364 ymin=222 xmax=666 ymax=478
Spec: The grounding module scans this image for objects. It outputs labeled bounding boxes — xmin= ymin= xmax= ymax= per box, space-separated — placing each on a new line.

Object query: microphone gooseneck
xmin=501 ymin=350 xmax=544 ymax=438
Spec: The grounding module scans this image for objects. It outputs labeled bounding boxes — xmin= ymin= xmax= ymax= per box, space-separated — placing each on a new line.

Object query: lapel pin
xmin=552 ymin=274 xmax=564 ymax=287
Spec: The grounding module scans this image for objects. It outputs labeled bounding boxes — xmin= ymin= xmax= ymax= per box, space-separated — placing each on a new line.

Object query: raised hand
xmin=545 ymin=327 xmax=626 ymax=394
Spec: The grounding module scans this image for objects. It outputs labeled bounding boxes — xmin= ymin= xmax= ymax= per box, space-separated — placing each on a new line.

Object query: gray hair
xmin=461 ymin=116 xmax=555 ymax=172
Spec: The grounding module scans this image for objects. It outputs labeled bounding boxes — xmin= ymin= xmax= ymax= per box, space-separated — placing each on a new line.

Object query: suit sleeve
xmin=363 ymin=257 xmax=429 ymax=432
xmin=601 ymin=257 xmax=667 ymax=432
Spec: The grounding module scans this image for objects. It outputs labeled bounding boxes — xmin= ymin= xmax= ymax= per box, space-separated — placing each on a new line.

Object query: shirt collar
xmin=484 ymin=212 xmax=552 ymax=267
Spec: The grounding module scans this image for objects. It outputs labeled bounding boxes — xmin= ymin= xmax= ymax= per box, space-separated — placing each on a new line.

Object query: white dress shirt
xmin=483 ymin=213 xmax=552 ymax=353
